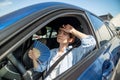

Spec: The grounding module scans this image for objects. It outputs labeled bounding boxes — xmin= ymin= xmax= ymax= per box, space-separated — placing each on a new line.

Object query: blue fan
xmin=33 ymin=40 xmax=50 ymax=63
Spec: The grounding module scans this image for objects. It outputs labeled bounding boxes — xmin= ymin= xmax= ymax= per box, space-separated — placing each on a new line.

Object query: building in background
xmin=99 ymin=13 xmax=113 ymax=21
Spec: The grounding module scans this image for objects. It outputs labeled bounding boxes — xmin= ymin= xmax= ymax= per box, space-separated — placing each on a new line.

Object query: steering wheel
xmin=7 ymin=53 xmax=32 ymax=80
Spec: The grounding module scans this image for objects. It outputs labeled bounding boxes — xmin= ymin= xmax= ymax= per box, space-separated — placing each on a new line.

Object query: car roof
xmin=0 ymin=2 xmax=81 ymax=30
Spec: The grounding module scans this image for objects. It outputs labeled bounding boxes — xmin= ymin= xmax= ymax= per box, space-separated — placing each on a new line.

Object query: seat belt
xmin=44 ymin=42 xmax=79 ymax=78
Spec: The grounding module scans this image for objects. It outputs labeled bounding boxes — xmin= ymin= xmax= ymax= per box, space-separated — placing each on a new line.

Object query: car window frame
xmin=1 ymin=9 xmax=98 ymax=80
xmin=86 ymin=12 xmax=113 ymax=46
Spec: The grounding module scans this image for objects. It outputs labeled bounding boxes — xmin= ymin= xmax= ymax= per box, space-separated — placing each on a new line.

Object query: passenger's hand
xmin=32 ymin=34 xmax=41 ymax=40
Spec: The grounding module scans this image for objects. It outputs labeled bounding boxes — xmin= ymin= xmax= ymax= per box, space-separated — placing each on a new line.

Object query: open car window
xmin=0 ymin=14 xmax=96 ymax=80
xmin=17 ymin=15 xmax=95 ymax=70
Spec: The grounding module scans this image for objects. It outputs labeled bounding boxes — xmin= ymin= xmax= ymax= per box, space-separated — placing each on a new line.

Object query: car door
xmin=0 ymin=3 xmax=99 ymax=80
xmin=0 ymin=3 xmax=85 ymax=80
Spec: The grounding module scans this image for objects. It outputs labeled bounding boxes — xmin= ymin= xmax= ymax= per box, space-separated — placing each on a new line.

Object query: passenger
xmin=28 ymin=24 xmax=96 ymax=80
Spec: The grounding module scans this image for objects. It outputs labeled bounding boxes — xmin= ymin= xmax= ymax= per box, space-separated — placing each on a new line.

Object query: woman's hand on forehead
xmin=60 ymin=24 xmax=75 ymax=33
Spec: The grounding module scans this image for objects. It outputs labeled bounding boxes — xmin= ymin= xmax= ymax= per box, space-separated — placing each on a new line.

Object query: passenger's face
xmin=57 ymin=29 xmax=71 ymax=45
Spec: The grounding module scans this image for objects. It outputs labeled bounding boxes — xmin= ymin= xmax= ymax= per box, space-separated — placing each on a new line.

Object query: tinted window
xmin=88 ymin=13 xmax=112 ymax=46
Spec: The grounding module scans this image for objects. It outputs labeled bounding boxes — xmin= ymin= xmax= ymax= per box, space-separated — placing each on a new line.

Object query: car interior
xmin=0 ymin=15 xmax=94 ymax=80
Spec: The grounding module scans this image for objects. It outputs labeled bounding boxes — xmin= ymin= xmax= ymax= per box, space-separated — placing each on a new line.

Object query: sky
xmin=0 ymin=0 xmax=120 ymax=17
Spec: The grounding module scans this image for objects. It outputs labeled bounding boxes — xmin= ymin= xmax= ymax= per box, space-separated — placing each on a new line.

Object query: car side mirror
xmin=115 ymin=27 xmax=120 ymax=38
xmin=116 ymin=27 xmax=120 ymax=31
xmin=116 ymin=27 xmax=120 ymax=34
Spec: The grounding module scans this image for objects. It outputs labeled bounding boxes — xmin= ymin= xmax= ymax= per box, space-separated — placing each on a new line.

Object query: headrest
xmin=36 ymin=27 xmax=47 ymax=35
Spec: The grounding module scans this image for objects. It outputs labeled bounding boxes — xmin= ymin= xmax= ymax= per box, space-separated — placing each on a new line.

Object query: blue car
xmin=0 ymin=2 xmax=120 ymax=80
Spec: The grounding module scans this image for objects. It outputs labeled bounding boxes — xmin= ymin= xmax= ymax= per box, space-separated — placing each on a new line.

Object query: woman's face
xmin=57 ymin=29 xmax=71 ymax=45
